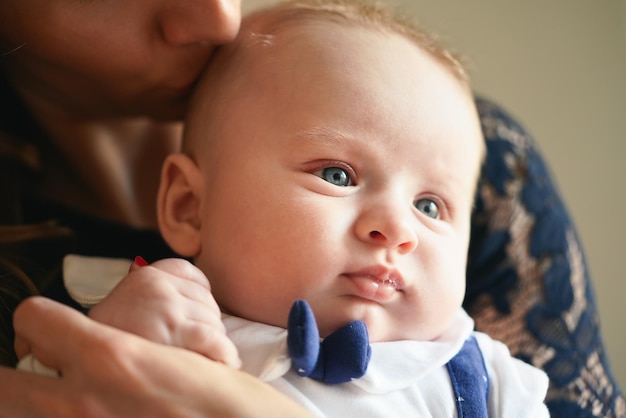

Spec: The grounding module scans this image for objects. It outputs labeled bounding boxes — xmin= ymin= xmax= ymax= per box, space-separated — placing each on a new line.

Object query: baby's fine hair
xmin=244 ymin=0 xmax=468 ymax=83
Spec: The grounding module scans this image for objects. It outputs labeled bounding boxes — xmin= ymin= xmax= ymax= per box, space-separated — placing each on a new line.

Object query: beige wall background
xmin=244 ymin=0 xmax=626 ymax=388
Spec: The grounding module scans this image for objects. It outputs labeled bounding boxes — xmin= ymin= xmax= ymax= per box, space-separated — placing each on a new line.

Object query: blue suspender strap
xmin=446 ymin=335 xmax=490 ymax=418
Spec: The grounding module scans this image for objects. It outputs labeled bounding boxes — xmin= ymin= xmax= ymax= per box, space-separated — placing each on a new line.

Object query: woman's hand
xmin=88 ymin=257 xmax=241 ymax=369
xmin=3 ymin=297 xmax=313 ymax=418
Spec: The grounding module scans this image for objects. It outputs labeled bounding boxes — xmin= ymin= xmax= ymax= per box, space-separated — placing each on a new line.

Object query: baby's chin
xmin=317 ymin=311 xmax=420 ymax=343
xmin=367 ymin=316 xmax=458 ymax=344
xmin=365 ymin=322 xmax=411 ymax=343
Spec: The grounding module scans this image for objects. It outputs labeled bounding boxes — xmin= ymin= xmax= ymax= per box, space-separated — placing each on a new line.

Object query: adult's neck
xmin=16 ymin=84 xmax=183 ymax=229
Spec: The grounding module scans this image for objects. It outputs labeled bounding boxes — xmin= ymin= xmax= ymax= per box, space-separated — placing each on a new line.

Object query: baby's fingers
xmin=181 ymin=321 xmax=242 ymax=369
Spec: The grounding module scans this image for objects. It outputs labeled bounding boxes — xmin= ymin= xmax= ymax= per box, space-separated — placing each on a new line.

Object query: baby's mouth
xmin=373 ymin=276 xmax=398 ymax=290
xmin=343 ymin=271 xmax=401 ymax=302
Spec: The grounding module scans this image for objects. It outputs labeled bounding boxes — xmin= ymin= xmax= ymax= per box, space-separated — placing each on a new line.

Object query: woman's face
xmin=0 ymin=0 xmax=241 ymax=120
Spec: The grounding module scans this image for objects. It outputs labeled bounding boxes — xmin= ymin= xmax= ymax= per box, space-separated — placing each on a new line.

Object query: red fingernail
xmin=134 ymin=256 xmax=149 ymax=267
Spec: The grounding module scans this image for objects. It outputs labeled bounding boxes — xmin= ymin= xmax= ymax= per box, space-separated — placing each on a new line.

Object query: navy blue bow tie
xmin=287 ymin=300 xmax=371 ymax=384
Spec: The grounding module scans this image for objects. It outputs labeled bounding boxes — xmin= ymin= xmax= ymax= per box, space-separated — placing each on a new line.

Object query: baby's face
xmin=188 ymin=22 xmax=483 ymax=342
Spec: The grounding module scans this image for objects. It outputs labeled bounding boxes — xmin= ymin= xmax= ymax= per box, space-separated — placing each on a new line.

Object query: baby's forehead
xmin=185 ymin=3 xmax=478 ymax=157
xmin=199 ymin=18 xmax=377 ymax=106
xmin=238 ymin=10 xmax=357 ymax=56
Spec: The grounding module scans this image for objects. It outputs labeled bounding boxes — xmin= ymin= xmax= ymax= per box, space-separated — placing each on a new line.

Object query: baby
xmin=21 ymin=0 xmax=549 ymax=416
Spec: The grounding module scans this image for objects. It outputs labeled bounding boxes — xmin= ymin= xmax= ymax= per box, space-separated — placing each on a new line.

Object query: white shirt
xmin=19 ymin=254 xmax=551 ymax=417
xmin=224 ymin=310 xmax=550 ymax=417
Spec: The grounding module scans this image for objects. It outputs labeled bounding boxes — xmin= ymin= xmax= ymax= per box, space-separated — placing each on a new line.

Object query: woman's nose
xmin=159 ymin=0 xmax=241 ymax=46
xmin=355 ymin=204 xmax=419 ymax=255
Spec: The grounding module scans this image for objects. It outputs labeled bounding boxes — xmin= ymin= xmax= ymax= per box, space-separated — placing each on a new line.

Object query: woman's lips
xmin=343 ymin=267 xmax=403 ymax=303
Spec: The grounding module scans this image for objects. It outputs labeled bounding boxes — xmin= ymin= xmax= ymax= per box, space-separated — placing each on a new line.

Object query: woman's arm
xmin=3 ymin=297 xmax=314 ymax=418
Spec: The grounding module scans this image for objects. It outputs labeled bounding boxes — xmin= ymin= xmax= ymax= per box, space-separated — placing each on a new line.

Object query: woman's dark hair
xmin=0 ymin=254 xmax=39 ymax=366
xmin=0 ymin=77 xmax=75 ymax=365
xmin=0 ymin=216 xmax=73 ymax=366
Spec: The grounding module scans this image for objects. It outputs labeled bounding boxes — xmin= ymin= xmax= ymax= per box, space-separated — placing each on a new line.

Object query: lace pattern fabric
xmin=466 ymin=97 xmax=625 ymax=417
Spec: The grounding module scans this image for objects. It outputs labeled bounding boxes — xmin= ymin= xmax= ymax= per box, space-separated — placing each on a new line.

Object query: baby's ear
xmin=157 ymin=153 xmax=203 ymax=257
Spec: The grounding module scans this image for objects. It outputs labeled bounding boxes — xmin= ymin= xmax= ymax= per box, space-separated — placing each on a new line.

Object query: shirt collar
xmin=224 ymin=309 xmax=474 ymax=393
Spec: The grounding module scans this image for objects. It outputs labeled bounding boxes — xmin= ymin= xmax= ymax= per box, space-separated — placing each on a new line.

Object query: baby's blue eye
xmin=320 ymin=167 xmax=352 ymax=187
xmin=415 ymin=198 xmax=439 ymax=219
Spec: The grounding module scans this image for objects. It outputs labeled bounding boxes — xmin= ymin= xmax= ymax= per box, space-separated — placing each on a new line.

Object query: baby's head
xmin=158 ymin=0 xmax=485 ymax=343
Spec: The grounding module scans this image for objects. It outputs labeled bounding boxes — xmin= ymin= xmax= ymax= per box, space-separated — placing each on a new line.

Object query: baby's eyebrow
xmin=294 ymin=126 xmax=354 ymax=147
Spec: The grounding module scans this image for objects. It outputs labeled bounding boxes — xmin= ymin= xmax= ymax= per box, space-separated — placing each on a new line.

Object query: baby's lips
xmin=345 ymin=274 xmax=398 ymax=302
